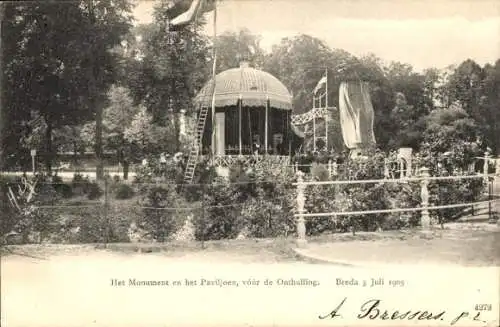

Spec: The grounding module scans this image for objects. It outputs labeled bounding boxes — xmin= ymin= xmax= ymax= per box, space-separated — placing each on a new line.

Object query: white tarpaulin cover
xmin=338 ymin=81 xmax=376 ymax=149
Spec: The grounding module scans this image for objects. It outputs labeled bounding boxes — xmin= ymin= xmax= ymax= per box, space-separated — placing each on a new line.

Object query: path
xmin=296 ymin=224 xmax=500 ymax=267
xmin=1 ymin=171 xmax=136 ymax=182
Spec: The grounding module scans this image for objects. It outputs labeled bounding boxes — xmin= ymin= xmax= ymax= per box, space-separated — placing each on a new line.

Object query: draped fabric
xmin=338 ymin=81 xmax=376 ymax=149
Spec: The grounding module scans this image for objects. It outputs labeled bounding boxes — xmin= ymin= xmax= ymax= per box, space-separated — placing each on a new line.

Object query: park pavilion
xmin=194 ymin=62 xmax=302 ymax=167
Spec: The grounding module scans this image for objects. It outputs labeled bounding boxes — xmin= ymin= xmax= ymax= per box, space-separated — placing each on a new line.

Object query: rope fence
xmin=292 ymin=174 xmax=496 ymax=186
xmin=293 ymin=161 xmax=499 ymax=246
xmin=296 ymin=199 xmax=500 ymax=218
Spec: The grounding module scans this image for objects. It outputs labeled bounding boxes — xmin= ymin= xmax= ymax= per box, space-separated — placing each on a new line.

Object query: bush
xmin=182 ymin=158 xmax=217 ymax=202
xmin=114 ymin=183 xmax=135 ymax=200
xmin=137 ymin=183 xmax=187 ymax=242
xmin=384 ymin=182 xmax=421 ymax=229
xmin=311 ymin=162 xmax=330 ymax=181
xmin=49 ymin=175 xmax=73 ymax=198
xmin=231 ymin=160 xmax=296 ymax=238
xmin=194 ymin=178 xmax=240 ymax=241
xmin=134 ymin=155 xmax=184 ymax=184
xmin=86 ymin=182 xmax=103 ymax=200
xmin=430 ymin=178 xmax=485 ymax=223
xmin=236 ymin=195 xmax=295 ymax=238
xmin=71 ymin=173 xmax=90 ymax=196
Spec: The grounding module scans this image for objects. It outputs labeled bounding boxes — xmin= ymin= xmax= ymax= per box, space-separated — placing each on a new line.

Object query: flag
xmin=168 ymin=0 xmax=215 ymax=28
xmin=338 ymin=81 xmax=376 ymax=149
xmin=313 ymin=74 xmax=327 ymax=95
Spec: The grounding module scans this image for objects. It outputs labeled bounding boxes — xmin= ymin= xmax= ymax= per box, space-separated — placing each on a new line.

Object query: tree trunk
xmin=174 ymin=111 xmax=181 ymax=152
xmin=123 ymin=160 xmax=129 ymax=180
xmin=87 ymin=0 xmax=103 ymax=180
xmin=95 ymin=102 xmax=104 ymax=179
xmin=45 ymin=119 xmax=53 ymax=173
xmin=73 ymin=141 xmax=78 ymax=166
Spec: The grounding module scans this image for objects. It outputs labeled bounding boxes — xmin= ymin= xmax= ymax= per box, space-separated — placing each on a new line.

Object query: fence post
xmin=296 ymin=171 xmax=307 ymax=247
xmin=420 ymin=167 xmax=431 ymax=230
xmin=328 ymin=160 xmax=332 ymax=178
xmin=483 ymin=150 xmax=491 ymax=190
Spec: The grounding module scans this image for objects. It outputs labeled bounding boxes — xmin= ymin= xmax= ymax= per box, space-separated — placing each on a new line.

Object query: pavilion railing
xmin=206 ymin=155 xmax=290 ymax=168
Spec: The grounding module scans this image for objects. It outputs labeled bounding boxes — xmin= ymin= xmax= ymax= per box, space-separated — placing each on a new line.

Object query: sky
xmin=132 ymin=0 xmax=500 ymax=72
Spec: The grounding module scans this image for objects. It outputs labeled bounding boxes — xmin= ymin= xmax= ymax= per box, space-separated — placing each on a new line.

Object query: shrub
xmin=304 ymin=184 xmax=338 ymax=235
xmin=137 ymin=183 xmax=187 ymax=242
xmin=182 ymin=158 xmax=217 ymax=202
xmin=114 ymin=183 xmax=135 ymax=200
xmin=235 ymin=160 xmax=296 ymax=238
xmin=71 ymin=173 xmax=90 ymax=196
xmin=430 ymin=178 xmax=485 ymax=223
xmin=194 ymin=178 xmax=240 ymax=241
xmin=311 ymin=162 xmax=330 ymax=181
xmin=236 ymin=194 xmax=295 ymax=238
xmin=49 ymin=175 xmax=73 ymax=198
xmin=134 ymin=155 xmax=184 ymax=184
xmin=384 ymin=182 xmax=421 ymax=229
xmin=86 ymin=182 xmax=103 ymax=200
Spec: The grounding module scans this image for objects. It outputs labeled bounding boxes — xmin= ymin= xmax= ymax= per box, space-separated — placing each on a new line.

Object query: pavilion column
xmin=265 ymin=97 xmax=269 ymax=155
xmin=239 ymin=96 xmax=242 ymax=155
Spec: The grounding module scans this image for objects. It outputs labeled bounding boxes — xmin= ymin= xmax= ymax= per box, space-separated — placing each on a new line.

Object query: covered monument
xmin=194 ymin=62 xmax=301 ymax=162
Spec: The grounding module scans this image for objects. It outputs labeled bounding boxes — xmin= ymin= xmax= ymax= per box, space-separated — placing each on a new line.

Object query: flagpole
xmin=325 ymin=67 xmax=328 ymax=150
xmin=210 ymin=1 xmax=217 ymax=157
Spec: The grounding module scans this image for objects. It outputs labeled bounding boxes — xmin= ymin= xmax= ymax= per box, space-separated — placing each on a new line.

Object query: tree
xmin=102 ymin=85 xmax=138 ymax=165
xmin=421 ymin=102 xmax=482 ymax=168
xmin=422 ymin=68 xmax=440 ymax=109
xmin=446 ymin=59 xmax=484 ymax=115
xmin=443 ymin=59 xmax=500 ymax=154
xmin=216 ymin=28 xmax=265 ymax=71
xmin=389 ymin=92 xmax=425 ymax=149
xmin=1 ymin=1 xmax=133 ymax=174
xmin=0 ymin=2 xmax=5 ymax=169
xmin=263 ymin=34 xmax=343 ymax=115
xmin=78 ymin=0 xmax=134 ymax=179
xmin=124 ymin=3 xmax=211 ymax=153
xmin=52 ymin=125 xmax=86 ymax=157
xmin=384 ymin=61 xmax=429 ymax=116
xmin=480 ymin=59 xmax=500 ymax=153
xmin=124 ymin=106 xmax=177 ymax=159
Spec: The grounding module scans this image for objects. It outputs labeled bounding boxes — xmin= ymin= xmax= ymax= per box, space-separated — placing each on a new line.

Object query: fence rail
xmin=295 ymin=199 xmax=500 ymax=218
xmin=293 ymin=158 xmax=499 ymax=246
xmin=292 ymin=174 xmax=496 ymax=186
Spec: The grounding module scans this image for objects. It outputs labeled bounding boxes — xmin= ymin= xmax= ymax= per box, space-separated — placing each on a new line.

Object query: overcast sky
xmin=133 ymin=0 xmax=500 ymax=71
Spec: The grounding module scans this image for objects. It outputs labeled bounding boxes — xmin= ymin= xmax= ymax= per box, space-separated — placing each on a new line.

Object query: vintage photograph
xmin=1 ymin=0 xmax=499 ymax=326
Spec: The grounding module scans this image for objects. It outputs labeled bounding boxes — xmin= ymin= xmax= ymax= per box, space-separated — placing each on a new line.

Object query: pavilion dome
xmin=194 ymin=62 xmax=293 ymax=110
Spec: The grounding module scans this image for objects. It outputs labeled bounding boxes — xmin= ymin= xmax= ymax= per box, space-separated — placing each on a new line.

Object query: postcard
xmin=1 ymin=0 xmax=499 ymax=326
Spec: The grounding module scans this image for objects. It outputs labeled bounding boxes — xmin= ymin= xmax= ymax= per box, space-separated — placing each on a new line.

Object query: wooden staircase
xmin=183 ymin=103 xmax=210 ymax=184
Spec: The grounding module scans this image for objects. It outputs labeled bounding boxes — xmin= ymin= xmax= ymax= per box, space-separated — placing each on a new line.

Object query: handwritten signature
xmin=318 ymin=298 xmax=488 ymax=325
